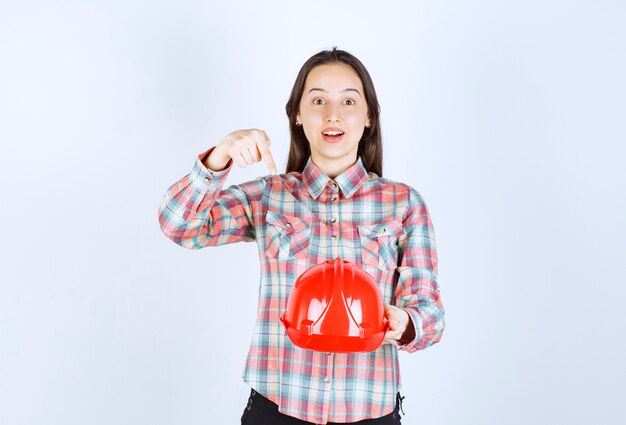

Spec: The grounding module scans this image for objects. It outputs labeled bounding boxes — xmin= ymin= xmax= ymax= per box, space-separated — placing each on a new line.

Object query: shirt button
xmin=324 ymin=377 xmax=331 ymax=383
xmin=331 ymin=235 xmax=337 ymax=240
xmin=330 ymin=217 xmax=337 ymax=223
xmin=330 ymin=197 xmax=337 ymax=202
xmin=326 ymin=352 xmax=332 ymax=356
xmin=330 ymin=181 xmax=338 ymax=190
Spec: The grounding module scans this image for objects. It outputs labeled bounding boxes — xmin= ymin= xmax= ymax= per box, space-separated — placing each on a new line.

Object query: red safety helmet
xmin=280 ymin=257 xmax=389 ymax=353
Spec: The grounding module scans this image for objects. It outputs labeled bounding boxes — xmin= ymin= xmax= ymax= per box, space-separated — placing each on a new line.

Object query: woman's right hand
xmin=205 ymin=129 xmax=277 ymax=175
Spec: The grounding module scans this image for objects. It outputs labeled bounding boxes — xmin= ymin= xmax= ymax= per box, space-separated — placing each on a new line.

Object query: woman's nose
xmin=326 ymin=105 xmax=340 ymax=122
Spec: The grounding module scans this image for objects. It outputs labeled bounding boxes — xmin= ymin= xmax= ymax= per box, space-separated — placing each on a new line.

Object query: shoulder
xmin=368 ymin=174 xmax=427 ymax=205
xmin=233 ymin=171 xmax=304 ymax=198
xmin=255 ymin=170 xmax=303 ymax=188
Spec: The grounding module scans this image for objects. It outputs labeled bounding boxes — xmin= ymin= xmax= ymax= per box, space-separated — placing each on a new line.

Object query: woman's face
xmin=297 ymin=63 xmax=371 ymax=177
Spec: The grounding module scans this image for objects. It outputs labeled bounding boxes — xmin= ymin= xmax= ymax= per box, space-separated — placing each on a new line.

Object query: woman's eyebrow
xmin=308 ymin=88 xmax=362 ymax=96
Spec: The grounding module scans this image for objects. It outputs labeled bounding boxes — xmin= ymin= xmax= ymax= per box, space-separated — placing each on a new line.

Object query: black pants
xmin=240 ymin=389 xmax=404 ymax=424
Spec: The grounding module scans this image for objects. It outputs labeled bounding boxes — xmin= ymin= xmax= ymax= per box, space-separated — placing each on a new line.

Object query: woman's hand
xmin=383 ymin=304 xmax=414 ymax=346
xmin=205 ymin=129 xmax=277 ymax=174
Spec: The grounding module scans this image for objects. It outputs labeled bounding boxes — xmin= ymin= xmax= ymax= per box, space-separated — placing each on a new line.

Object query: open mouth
xmin=322 ymin=129 xmax=345 ymax=143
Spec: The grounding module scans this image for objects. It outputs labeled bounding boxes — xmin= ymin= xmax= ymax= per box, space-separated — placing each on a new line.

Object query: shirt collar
xmin=302 ymin=157 xmax=368 ymax=199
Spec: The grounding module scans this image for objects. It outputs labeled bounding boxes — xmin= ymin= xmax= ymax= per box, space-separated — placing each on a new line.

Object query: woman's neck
xmin=310 ymin=154 xmax=357 ymax=179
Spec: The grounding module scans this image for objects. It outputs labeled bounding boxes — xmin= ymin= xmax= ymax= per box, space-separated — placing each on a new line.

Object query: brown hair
xmin=285 ymin=47 xmax=383 ymax=176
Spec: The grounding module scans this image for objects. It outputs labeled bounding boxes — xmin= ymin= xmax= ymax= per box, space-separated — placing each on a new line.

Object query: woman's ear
xmin=365 ymin=116 xmax=371 ymax=128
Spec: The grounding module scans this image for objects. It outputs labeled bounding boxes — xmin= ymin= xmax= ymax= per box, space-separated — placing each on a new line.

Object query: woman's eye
xmin=345 ymin=99 xmax=355 ymax=106
xmin=313 ymin=98 xmax=324 ymax=105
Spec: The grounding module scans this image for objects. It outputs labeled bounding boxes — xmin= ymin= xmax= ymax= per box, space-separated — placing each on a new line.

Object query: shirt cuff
xmin=190 ymin=147 xmax=233 ymax=191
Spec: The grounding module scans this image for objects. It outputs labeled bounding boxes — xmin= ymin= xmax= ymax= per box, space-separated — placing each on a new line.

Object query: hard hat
xmin=280 ymin=257 xmax=389 ymax=353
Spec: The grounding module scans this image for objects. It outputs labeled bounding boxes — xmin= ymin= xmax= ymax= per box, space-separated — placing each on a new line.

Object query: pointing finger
xmin=257 ymin=134 xmax=277 ymax=175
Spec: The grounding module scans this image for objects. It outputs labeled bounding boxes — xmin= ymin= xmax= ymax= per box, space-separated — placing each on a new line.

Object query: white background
xmin=1 ymin=1 xmax=625 ymax=424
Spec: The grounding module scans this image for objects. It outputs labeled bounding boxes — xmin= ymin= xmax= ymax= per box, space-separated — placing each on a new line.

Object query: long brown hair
xmin=285 ymin=47 xmax=383 ymax=176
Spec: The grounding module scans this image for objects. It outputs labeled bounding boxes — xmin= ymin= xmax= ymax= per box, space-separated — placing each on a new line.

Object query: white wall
xmin=1 ymin=1 xmax=625 ymax=424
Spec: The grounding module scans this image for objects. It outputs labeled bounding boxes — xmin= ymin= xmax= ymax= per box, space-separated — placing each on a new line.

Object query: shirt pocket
xmin=265 ymin=210 xmax=311 ymax=260
xmin=358 ymin=220 xmax=405 ymax=271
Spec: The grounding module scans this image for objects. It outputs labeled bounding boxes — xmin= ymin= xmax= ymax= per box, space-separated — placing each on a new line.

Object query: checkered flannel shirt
xmin=158 ymin=147 xmax=444 ymax=424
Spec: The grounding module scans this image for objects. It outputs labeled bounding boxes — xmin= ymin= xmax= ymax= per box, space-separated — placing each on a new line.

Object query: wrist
xmin=204 ymin=144 xmax=231 ymax=172
xmin=398 ymin=310 xmax=415 ymax=345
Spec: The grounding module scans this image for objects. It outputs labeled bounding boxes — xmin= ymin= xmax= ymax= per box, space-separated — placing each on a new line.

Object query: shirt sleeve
xmin=395 ymin=187 xmax=445 ymax=353
xmin=157 ymin=147 xmax=267 ymax=249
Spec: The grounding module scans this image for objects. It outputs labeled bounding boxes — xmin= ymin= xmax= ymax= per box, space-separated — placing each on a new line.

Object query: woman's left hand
xmin=383 ymin=304 xmax=411 ymax=346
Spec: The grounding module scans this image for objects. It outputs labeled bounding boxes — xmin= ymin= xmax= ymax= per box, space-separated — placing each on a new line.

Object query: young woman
xmin=158 ymin=47 xmax=445 ymax=424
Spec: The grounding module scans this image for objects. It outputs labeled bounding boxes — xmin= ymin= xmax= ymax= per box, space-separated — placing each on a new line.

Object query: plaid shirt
xmin=158 ymin=147 xmax=445 ymax=424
